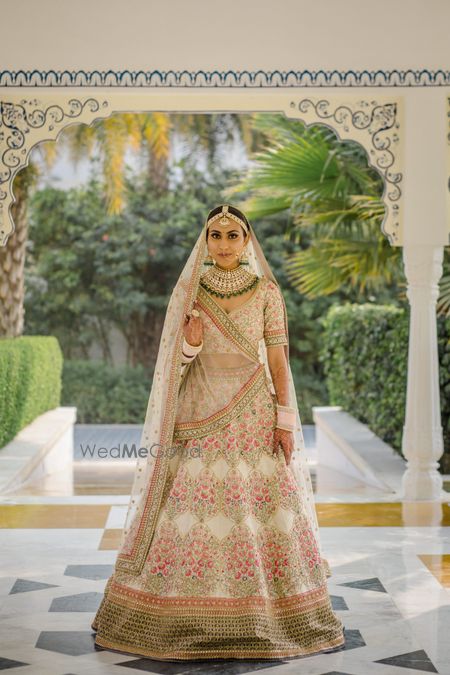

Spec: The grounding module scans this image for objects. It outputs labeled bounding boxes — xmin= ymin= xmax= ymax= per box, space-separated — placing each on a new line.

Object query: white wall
xmin=1 ymin=0 xmax=449 ymax=246
xmin=1 ymin=0 xmax=449 ymax=71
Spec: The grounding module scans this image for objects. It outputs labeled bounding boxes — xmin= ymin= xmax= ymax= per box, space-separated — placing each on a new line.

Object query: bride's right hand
xmin=183 ymin=301 xmax=203 ymax=347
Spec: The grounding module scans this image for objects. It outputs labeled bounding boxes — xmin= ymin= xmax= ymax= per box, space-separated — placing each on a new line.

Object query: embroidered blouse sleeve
xmin=263 ymin=280 xmax=288 ymax=347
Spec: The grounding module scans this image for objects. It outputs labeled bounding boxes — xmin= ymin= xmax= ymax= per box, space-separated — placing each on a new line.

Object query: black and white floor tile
xmin=0 ymin=511 xmax=449 ymax=674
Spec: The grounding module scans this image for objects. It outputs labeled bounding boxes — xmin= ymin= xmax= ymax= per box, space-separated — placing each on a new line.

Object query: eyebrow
xmin=210 ymin=229 xmax=240 ymax=234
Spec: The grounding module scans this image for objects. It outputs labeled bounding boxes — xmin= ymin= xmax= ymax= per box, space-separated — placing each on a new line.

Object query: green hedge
xmin=320 ymin=304 xmax=450 ymax=469
xmin=0 ymin=336 xmax=63 ymax=447
xmin=438 ymin=314 xmax=450 ymax=464
xmin=61 ymin=359 xmax=153 ymax=424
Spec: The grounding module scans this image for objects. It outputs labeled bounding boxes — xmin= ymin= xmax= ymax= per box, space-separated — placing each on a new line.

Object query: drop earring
xmin=238 ymin=247 xmax=249 ymax=265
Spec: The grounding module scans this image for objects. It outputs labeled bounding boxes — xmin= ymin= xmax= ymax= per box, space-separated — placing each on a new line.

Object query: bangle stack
xmin=181 ymin=337 xmax=203 ymax=364
xmin=276 ymin=403 xmax=296 ymax=432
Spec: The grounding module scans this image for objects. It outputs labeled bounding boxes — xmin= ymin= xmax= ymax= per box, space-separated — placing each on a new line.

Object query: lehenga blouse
xmin=174 ymin=275 xmax=288 ymax=442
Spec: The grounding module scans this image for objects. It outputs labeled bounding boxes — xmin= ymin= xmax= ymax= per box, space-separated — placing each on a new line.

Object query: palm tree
xmin=0 ymin=111 xmax=259 ymax=337
xmin=0 ymin=163 xmax=40 ymax=336
xmin=56 ymin=112 xmax=172 ymax=213
xmin=57 ymin=112 xmax=259 ymax=216
xmin=225 ymin=113 xmax=404 ymax=299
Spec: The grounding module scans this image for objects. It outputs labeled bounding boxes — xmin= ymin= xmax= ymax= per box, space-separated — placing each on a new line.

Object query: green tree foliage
xmin=25 ymin=158 xmax=341 ymax=422
xmin=24 ymin=162 xmax=235 ymax=367
xmin=61 ymin=360 xmax=150 ymax=424
xmin=227 ymin=114 xmax=406 ymax=297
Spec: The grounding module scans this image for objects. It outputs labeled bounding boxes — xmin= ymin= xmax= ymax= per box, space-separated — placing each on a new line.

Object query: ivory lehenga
xmin=92 ymin=211 xmax=345 ymax=660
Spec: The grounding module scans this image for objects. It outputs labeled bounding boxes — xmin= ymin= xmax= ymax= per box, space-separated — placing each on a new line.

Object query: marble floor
xmin=1 ymin=437 xmax=450 ymax=674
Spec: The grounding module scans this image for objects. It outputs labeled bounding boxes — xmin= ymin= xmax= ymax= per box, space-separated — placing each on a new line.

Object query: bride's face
xmin=207 ymin=223 xmax=249 ymax=269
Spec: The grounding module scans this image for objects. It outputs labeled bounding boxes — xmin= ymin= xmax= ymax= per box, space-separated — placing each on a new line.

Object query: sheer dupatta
xmin=114 ymin=213 xmax=331 ymax=579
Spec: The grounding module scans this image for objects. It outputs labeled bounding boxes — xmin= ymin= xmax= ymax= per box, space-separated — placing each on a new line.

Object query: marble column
xmin=401 ymin=244 xmax=445 ymax=500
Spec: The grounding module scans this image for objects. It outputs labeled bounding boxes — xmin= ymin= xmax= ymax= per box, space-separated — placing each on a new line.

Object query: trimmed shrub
xmin=438 ymin=315 xmax=450 ymax=471
xmin=0 ymin=336 xmax=63 ymax=447
xmin=320 ymin=304 xmax=450 ymax=469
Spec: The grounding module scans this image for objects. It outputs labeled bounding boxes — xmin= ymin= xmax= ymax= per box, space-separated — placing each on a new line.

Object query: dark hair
xmin=205 ymin=204 xmax=250 ymax=239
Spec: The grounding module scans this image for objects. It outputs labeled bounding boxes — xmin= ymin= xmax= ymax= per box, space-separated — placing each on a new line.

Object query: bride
xmin=91 ymin=204 xmax=345 ymax=660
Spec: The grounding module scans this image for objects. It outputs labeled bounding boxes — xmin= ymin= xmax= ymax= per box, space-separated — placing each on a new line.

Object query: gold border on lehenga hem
xmin=92 ymin=578 xmax=345 ymax=660
xmin=93 ymin=633 xmax=346 ymax=661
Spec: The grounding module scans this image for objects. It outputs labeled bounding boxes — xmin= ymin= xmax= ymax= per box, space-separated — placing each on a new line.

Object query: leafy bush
xmin=438 ymin=315 xmax=450 ymax=470
xmin=61 ymin=359 xmax=153 ymax=424
xmin=320 ymin=304 xmax=450 ymax=469
xmin=24 ymin=167 xmax=237 ymax=367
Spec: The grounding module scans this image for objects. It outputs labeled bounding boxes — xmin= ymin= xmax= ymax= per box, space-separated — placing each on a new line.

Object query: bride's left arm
xmin=267 ymin=345 xmax=290 ymax=407
xmin=262 ymin=279 xmax=295 ymax=465
xmin=267 ymin=346 xmax=294 ymax=464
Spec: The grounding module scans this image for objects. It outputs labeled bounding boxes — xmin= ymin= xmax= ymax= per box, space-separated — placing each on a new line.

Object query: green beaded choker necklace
xmin=199 ymin=263 xmax=259 ymax=299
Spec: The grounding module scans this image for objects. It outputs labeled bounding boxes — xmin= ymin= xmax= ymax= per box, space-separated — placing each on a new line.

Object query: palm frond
xmin=101 ymin=116 xmax=129 ymax=215
xmin=224 ymin=193 xmax=294 ymax=221
xmin=438 ymin=271 xmax=450 ymax=316
xmin=61 ymin=121 xmax=97 ymax=165
xmin=284 ymin=236 xmax=401 ymax=298
xmin=141 ymin=113 xmax=171 ymax=159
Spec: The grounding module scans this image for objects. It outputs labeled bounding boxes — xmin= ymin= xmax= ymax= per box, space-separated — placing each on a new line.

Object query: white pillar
xmin=401 ymin=244 xmax=445 ymax=500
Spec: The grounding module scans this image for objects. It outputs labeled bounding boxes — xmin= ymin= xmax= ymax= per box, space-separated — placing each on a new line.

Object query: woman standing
xmin=92 ymin=204 xmax=345 ymax=660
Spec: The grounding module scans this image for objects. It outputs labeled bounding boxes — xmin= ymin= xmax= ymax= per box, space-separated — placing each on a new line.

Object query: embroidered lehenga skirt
xmin=92 ymin=276 xmax=345 ymax=659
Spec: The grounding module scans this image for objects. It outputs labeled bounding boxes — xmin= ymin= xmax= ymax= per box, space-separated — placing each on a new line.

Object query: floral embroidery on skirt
xmin=92 ymin=381 xmax=345 ymax=660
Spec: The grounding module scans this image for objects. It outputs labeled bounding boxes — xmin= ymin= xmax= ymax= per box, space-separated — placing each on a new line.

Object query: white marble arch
xmin=0 ymin=92 xmax=404 ymax=247
xmin=0 ymin=88 xmax=446 ymax=500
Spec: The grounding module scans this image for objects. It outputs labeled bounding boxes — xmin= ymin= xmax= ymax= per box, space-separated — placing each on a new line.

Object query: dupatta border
xmin=115 ymin=240 xmax=206 ymax=575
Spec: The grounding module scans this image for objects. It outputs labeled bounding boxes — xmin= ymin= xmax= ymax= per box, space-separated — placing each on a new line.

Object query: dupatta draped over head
xmin=114 ymin=206 xmax=330 ymax=578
